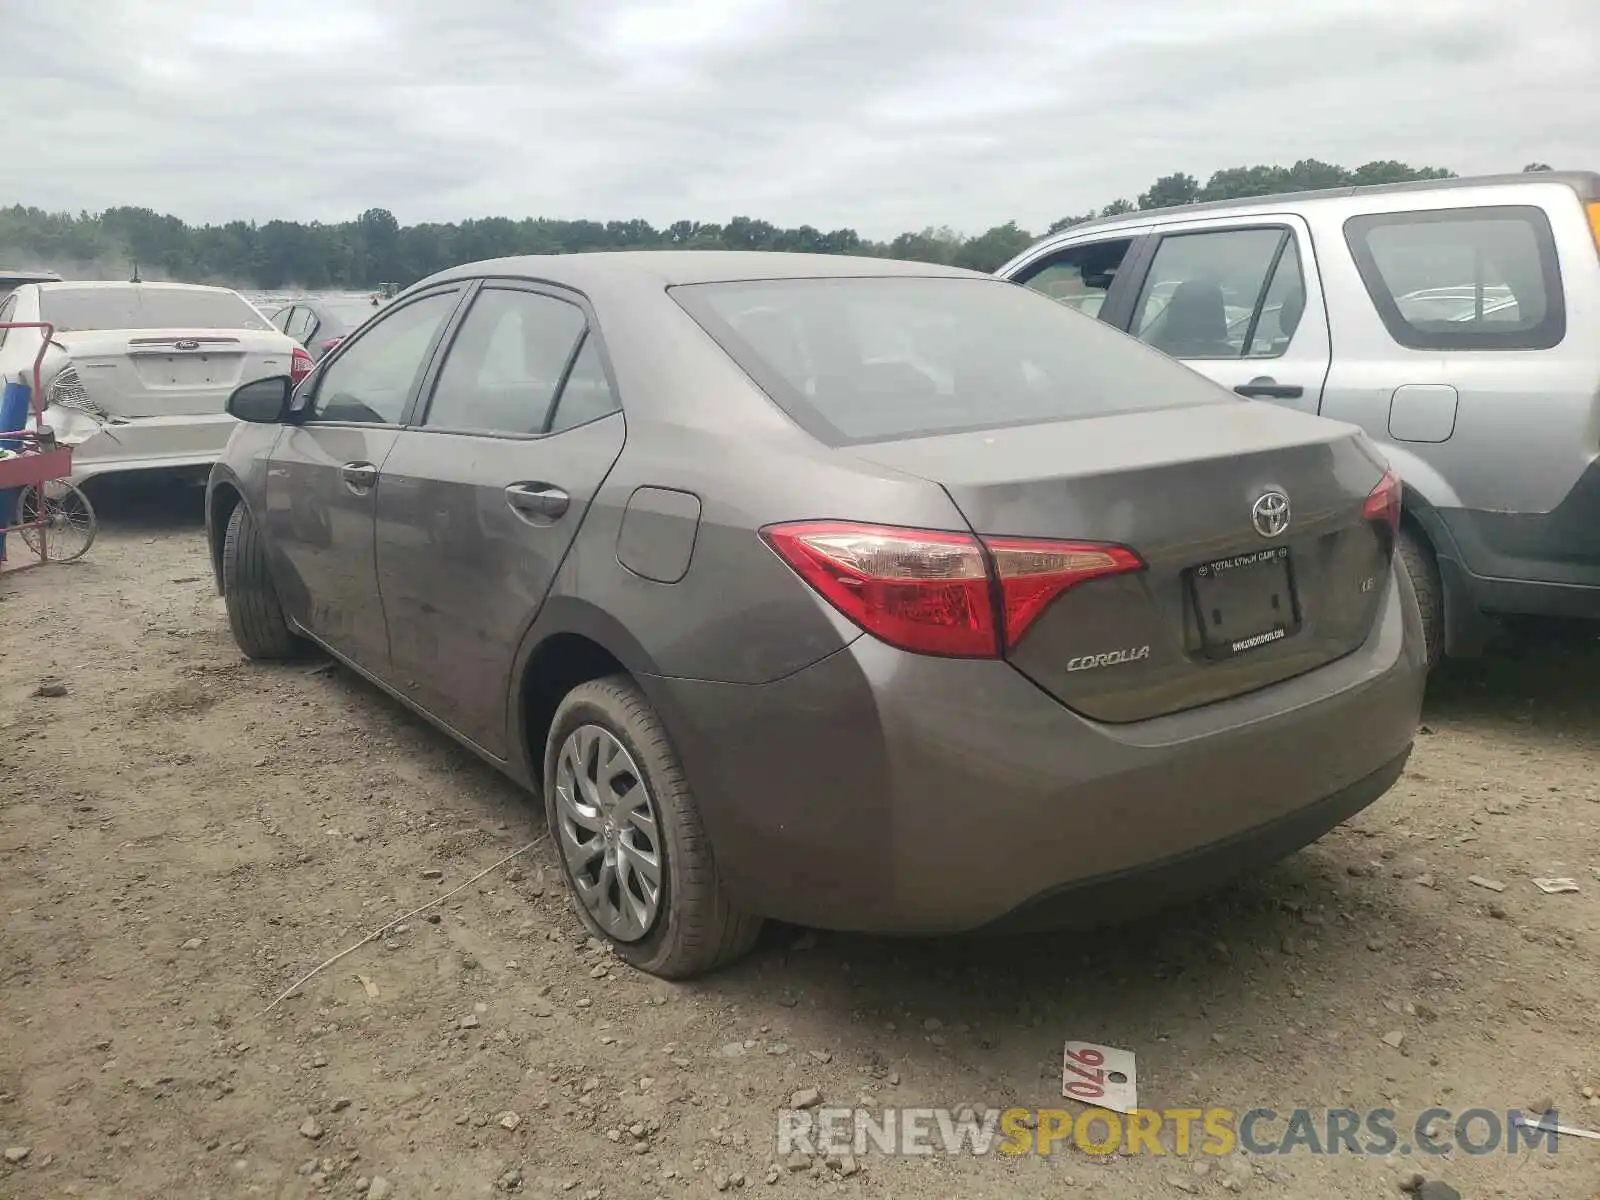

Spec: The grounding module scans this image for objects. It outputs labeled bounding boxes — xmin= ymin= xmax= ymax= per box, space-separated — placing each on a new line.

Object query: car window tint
xmin=311 ymin=291 xmax=459 ymax=425
xmin=548 ymin=334 xmax=621 ymax=432
xmin=1243 ymin=238 xmax=1305 ymax=358
xmin=1014 ymin=238 xmax=1134 ymax=320
xmin=1343 ymin=206 xmax=1564 ymax=351
xmin=425 ymin=288 xmax=586 ymax=435
xmin=285 ymin=307 xmax=316 ymax=340
xmin=39 ymin=286 xmax=271 ymax=332
xmin=672 ymin=276 xmax=1232 ymax=446
xmin=1131 ymin=228 xmax=1288 ymax=360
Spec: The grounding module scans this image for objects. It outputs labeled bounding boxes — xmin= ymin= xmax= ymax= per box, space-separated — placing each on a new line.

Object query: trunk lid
xmin=846 ymin=403 xmax=1395 ymax=722
xmin=55 ymin=329 xmax=296 ymax=418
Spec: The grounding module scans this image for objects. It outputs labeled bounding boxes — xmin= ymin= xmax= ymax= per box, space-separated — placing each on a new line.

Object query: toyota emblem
xmin=1251 ymin=491 xmax=1291 ymax=538
xmin=173 ymin=339 xmax=200 ymax=351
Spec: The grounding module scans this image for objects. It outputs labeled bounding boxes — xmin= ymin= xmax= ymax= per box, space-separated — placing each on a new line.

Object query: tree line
xmin=0 ymin=159 xmax=1555 ymax=291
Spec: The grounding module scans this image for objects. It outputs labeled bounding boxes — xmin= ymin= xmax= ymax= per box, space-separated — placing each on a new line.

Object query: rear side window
xmin=423 ymin=288 xmax=587 ymax=436
xmin=671 ymin=276 xmax=1231 ymax=445
xmin=39 ymin=286 xmax=272 ymax=332
xmin=1343 ymin=206 xmax=1565 ymax=351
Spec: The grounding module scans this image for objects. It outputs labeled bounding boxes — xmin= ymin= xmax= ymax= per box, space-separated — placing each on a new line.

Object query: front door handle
xmin=505 ymin=482 xmax=570 ymax=520
xmin=1234 ymin=378 xmax=1304 ymax=400
xmin=340 ymin=461 xmax=379 ymax=491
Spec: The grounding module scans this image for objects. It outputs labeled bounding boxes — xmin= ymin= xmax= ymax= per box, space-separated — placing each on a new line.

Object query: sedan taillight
xmin=290 ymin=346 xmax=315 ymax=386
xmin=760 ymin=520 xmax=1144 ymax=658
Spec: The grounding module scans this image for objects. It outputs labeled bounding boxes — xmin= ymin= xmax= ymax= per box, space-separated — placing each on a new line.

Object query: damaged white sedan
xmin=0 ymin=281 xmax=310 ymax=484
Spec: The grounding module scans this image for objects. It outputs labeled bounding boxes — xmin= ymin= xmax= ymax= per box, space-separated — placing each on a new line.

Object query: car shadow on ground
xmin=82 ymin=474 xmax=208 ymax=537
xmin=1424 ymin=616 xmax=1600 ymax=743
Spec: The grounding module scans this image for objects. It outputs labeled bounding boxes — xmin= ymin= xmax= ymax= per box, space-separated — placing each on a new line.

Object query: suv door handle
xmin=1234 ymin=378 xmax=1304 ymax=400
xmin=505 ymin=483 xmax=569 ymax=520
xmin=341 ymin=461 xmax=379 ymax=491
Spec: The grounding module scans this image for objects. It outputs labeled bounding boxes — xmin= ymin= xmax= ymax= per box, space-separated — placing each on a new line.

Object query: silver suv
xmin=998 ymin=171 xmax=1600 ymax=667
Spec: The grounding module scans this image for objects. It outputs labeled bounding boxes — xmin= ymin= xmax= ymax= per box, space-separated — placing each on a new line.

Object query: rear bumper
xmin=49 ymin=409 xmax=234 ymax=484
xmin=642 ymin=563 xmax=1427 ymax=934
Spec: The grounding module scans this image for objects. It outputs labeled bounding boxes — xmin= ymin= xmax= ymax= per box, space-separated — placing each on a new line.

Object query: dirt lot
xmin=2 ymin=482 xmax=1598 ymax=1200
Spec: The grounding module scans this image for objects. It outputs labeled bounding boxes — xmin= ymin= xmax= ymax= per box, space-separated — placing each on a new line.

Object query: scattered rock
xmin=459 ymin=1014 xmax=481 ymax=1030
xmin=1381 ymin=1029 xmax=1405 ymax=1049
xmin=922 ymin=1017 xmax=942 ymax=1032
xmin=497 ymin=1110 xmax=522 ymax=1130
xmin=808 ymin=1050 xmax=832 ymax=1064
xmin=1416 ymin=1183 xmax=1461 ymax=1200
xmin=790 ymin=1087 xmax=822 ymax=1109
xmin=1396 ymin=1170 xmax=1425 ymax=1193
xmin=299 ymin=1116 xmax=324 ymax=1141
xmin=3 ymin=1147 xmax=30 ymax=1164
xmin=785 ymin=1152 xmax=812 ymax=1172
xmin=421 ymin=868 xmax=444 ymax=880
xmin=765 ymin=1166 xmax=781 ymax=1185
xmin=1489 ymin=902 xmax=1508 ymax=919
xmin=180 ymin=938 xmax=203 ymax=951
xmin=332 ymin=1097 xmax=352 ymax=1112
xmin=1467 ymin=875 xmax=1506 ymax=893
xmin=33 ymin=681 xmax=67 ymax=698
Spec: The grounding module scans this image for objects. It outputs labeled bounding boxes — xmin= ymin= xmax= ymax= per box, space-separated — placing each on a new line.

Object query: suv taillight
xmin=760 ymin=520 xmax=1144 ymax=658
xmin=290 ymin=346 xmax=315 ymax=386
xmin=1362 ymin=468 xmax=1402 ymax=540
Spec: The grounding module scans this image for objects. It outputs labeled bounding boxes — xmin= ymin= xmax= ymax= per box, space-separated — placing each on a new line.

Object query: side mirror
xmin=228 ymin=375 xmax=293 ymax=423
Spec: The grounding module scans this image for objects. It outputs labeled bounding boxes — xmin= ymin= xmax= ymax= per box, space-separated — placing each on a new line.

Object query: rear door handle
xmin=1233 ymin=379 xmax=1304 ymax=400
xmin=505 ymin=482 xmax=570 ymax=520
xmin=341 ymin=461 xmax=379 ymax=491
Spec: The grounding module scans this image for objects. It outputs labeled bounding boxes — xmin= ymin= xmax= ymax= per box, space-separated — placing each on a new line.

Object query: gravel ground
xmin=2 ymin=481 xmax=1598 ymax=1200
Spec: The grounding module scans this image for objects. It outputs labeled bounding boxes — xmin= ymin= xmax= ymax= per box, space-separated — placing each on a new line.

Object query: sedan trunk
xmin=846 ymin=402 xmax=1397 ymax=722
xmin=55 ymin=330 xmax=294 ymax=418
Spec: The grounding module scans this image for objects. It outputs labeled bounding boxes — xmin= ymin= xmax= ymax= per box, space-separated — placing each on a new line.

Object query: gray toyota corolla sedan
xmin=206 ymin=251 xmax=1426 ymax=978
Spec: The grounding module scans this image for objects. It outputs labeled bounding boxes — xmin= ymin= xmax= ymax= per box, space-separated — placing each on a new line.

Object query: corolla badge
xmin=1251 ymin=490 xmax=1291 ymax=538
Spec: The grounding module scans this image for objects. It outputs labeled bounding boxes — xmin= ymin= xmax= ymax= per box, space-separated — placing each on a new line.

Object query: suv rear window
xmin=1343 ymin=205 xmax=1565 ymax=351
xmin=671 ymin=276 xmax=1231 ymax=445
xmin=40 ymin=287 xmax=271 ymax=333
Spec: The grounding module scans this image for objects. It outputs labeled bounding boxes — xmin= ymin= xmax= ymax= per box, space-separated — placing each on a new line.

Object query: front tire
xmin=544 ymin=675 xmax=762 ymax=979
xmin=221 ymin=504 xmax=302 ymax=660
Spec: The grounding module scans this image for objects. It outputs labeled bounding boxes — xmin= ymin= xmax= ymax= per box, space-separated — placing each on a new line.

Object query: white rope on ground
xmin=248 ymin=835 xmax=547 ymax=1023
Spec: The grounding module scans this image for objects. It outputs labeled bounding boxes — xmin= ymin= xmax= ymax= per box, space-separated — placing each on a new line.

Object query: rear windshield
xmin=40 ymin=287 xmax=271 ymax=333
xmin=671 ymin=276 xmax=1230 ymax=445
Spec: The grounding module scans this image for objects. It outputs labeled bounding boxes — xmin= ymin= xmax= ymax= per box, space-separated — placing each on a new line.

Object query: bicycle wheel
xmin=18 ymin=479 xmax=96 ymax=562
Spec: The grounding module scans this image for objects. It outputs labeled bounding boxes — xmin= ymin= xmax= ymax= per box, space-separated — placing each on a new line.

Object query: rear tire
xmin=221 ymin=504 xmax=302 ymax=660
xmin=1397 ymin=522 xmax=1442 ymax=669
xmin=544 ymin=675 xmax=762 ymax=979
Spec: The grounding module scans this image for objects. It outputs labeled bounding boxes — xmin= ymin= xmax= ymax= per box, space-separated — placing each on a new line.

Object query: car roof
xmin=422 ymin=250 xmax=986 ymax=291
xmin=1044 ymin=169 xmax=1600 ymax=238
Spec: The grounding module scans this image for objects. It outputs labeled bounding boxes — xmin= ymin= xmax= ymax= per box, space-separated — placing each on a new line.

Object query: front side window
xmin=1343 ymin=205 xmax=1565 ymax=350
xmin=423 ymin=288 xmax=587 ymax=436
xmin=1013 ymin=238 xmax=1135 ymax=320
xmin=1131 ymin=228 xmax=1290 ymax=360
xmin=309 ymin=290 xmax=460 ymax=425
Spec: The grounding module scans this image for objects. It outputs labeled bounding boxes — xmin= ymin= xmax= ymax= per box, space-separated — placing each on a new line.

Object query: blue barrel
xmin=0 ymin=378 xmax=30 ymax=560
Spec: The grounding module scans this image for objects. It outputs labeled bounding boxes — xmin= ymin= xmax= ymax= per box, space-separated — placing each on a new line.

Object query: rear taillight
xmin=1362 ymin=467 xmax=1402 ymax=537
xmin=1586 ymin=201 xmax=1600 ymax=259
xmin=290 ymin=346 xmax=315 ymax=386
xmin=760 ymin=520 xmax=1144 ymax=658
xmin=320 ymin=337 xmax=343 ymax=353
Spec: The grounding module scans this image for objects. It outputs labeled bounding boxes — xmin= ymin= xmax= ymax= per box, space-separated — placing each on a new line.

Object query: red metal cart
xmin=0 ymin=322 xmax=96 ymax=574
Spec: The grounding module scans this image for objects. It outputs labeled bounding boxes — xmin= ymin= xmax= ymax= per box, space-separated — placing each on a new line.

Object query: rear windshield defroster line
xmin=669 ymin=275 xmax=1232 ymax=447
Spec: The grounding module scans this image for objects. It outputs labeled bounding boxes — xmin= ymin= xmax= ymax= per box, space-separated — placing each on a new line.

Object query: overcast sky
xmin=6 ymin=0 xmax=1595 ymax=238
